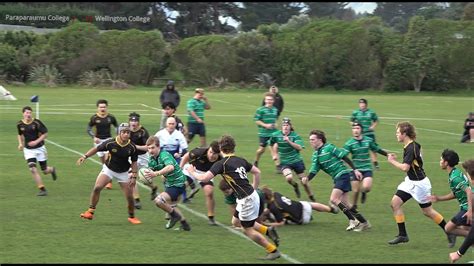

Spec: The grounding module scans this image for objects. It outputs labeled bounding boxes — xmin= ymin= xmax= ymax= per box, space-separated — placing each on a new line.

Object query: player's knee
xmin=93 ymin=186 xmax=103 ymax=193
xmin=154 ymin=194 xmax=167 ymax=205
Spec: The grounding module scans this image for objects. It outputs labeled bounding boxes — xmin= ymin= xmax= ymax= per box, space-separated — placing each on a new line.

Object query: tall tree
xmin=403 ymin=16 xmax=436 ymax=92
xmin=374 ymin=2 xmax=432 ymax=32
xmin=239 ymin=2 xmax=302 ymax=32
xmin=304 ymin=2 xmax=348 ymax=19
xmin=167 ymin=2 xmax=240 ymax=38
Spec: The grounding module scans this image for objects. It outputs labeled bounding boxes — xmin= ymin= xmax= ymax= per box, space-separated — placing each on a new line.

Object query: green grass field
xmin=0 ymin=85 xmax=473 ymax=263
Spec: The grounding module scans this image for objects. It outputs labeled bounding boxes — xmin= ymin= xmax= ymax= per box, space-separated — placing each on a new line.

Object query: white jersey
xmin=155 ymin=129 xmax=188 ymax=155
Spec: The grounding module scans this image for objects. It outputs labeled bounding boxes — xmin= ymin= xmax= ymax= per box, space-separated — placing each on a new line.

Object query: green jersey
xmin=350 ymin=108 xmax=378 ymax=135
xmin=254 ymin=106 xmax=278 ymax=137
xmin=270 ymin=130 xmax=304 ymax=165
xmin=187 ymin=98 xmax=206 ymax=123
xmin=148 ymin=150 xmax=186 ymax=188
xmin=342 ymin=136 xmax=384 ymax=171
xmin=309 ymin=143 xmax=352 ymax=181
xmin=448 ymin=168 xmax=471 ymax=211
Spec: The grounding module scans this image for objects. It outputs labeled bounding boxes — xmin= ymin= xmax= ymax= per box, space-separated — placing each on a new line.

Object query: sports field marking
xmin=380 ymin=122 xmax=460 ymax=136
xmin=45 ymin=139 xmax=302 ymax=264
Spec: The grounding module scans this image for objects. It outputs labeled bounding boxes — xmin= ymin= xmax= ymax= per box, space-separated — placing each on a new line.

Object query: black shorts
xmin=281 ymin=160 xmax=306 ymax=174
xmin=188 ymin=122 xmax=206 ymax=138
xmin=165 ymin=186 xmax=186 ymax=202
xmin=258 ymin=136 xmax=271 ymax=147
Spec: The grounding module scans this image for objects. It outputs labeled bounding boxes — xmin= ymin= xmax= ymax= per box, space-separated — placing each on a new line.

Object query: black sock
xmin=309 ymin=195 xmax=316 ymax=202
xmin=135 ymin=198 xmax=140 ymax=202
xmin=129 ymin=213 xmax=134 ymax=218
xmin=40 ymin=187 xmax=46 ymax=191
xmin=397 ymin=222 xmax=407 ymax=236
xmin=186 ymin=176 xmax=195 ymax=189
xmin=338 ymin=202 xmax=356 ymax=220
xmin=438 ymin=220 xmax=447 ymax=231
xmin=349 ymin=206 xmax=367 ymax=223
xmin=208 ymin=215 xmax=214 ymax=221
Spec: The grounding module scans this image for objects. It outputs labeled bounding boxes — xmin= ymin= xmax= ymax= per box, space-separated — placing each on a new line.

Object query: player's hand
xmin=427 ymin=195 xmax=438 ymax=203
xmin=283 ymin=136 xmax=290 ymax=142
xmin=388 ymin=153 xmax=397 ymax=161
xmin=18 ymin=144 xmax=23 ymax=151
xmin=144 ymin=169 xmax=156 ymax=178
xmin=128 ymin=176 xmax=136 ymax=187
xmin=76 ymin=157 xmax=85 ymax=165
xmin=27 ymin=140 xmax=37 ymax=147
xmin=94 ymin=137 xmax=100 ymax=144
xmin=354 ymin=170 xmax=363 ymax=181
xmin=174 ymin=153 xmax=181 ymax=159
xmin=462 ymin=209 xmax=472 ymax=225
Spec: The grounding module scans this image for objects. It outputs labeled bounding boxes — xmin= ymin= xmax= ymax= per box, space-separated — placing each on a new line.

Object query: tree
xmin=374 ymin=2 xmax=432 ymax=32
xmin=304 ymin=2 xmax=348 ymax=19
xmin=403 ymin=16 xmax=436 ymax=92
xmin=238 ymin=2 xmax=302 ymax=32
xmin=167 ymin=2 xmax=240 ymax=38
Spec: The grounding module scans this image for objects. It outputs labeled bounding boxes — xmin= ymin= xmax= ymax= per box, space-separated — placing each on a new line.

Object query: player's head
xmin=207 ymin=141 xmax=220 ymax=162
xmin=358 ymin=98 xmax=367 ymax=110
xmin=128 ymin=112 xmax=140 ymax=128
xmin=195 ymin=88 xmax=205 ymax=99
xmin=309 ymin=129 xmax=326 ymax=149
xmin=263 ymin=92 xmax=275 ymax=107
xmin=351 ymin=122 xmax=362 ymax=137
xmin=281 ymin=117 xmax=293 ymax=133
xmin=218 ymin=179 xmax=233 ymax=196
xmin=146 ymin=136 xmax=161 ymax=156
xmin=219 ymin=135 xmax=236 ymax=154
xmin=166 ymin=80 xmax=175 ymax=90
xmin=269 ymin=86 xmax=278 ymax=94
xmin=396 ymin=121 xmax=416 ymax=142
xmin=261 ymin=186 xmax=273 ymax=203
xmin=462 ymin=159 xmax=474 ymax=180
xmin=440 ymin=149 xmax=459 ymax=169
xmin=117 ymin=122 xmax=131 ymax=141
xmin=96 ymin=99 xmax=108 ymax=113
xmin=22 ymin=106 xmax=33 ymax=120
xmin=469 ymin=112 xmax=474 ymax=118
xmin=162 ymin=102 xmax=176 ymax=116
xmin=165 ymin=116 xmax=177 ymax=132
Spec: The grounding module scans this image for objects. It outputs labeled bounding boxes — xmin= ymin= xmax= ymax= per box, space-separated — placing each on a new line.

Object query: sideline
xmin=45 ymin=139 xmax=303 ymax=264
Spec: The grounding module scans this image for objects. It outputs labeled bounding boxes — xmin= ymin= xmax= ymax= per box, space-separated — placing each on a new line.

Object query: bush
xmin=0 ymin=43 xmax=20 ymax=81
xmin=28 ymin=65 xmax=64 ymax=87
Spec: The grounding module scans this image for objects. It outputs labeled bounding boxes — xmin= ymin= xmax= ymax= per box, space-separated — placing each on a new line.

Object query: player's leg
xmin=203 ymin=183 xmax=216 ymax=225
xmin=388 ymin=190 xmax=410 ymax=244
xmin=80 ymin=172 xmax=111 ymax=220
xmin=282 ymin=167 xmax=300 ymax=198
xmin=118 ymin=177 xmax=141 ymax=224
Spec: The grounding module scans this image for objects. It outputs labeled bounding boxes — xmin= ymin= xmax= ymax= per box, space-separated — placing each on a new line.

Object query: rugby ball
xmin=138 ymin=168 xmax=153 ymax=185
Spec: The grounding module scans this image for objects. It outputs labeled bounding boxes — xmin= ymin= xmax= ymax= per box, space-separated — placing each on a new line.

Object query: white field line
xmin=45 ymin=139 xmax=302 ymax=264
xmin=380 ymin=122 xmax=460 ymax=136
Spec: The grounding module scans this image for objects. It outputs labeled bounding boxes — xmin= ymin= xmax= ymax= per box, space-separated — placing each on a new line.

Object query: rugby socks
xmin=186 ymin=175 xmax=196 ymax=189
xmin=38 ymin=185 xmax=46 ymax=191
xmin=87 ymin=206 xmax=96 ymax=214
xmin=338 ymin=202 xmax=356 ymax=220
xmin=432 ymin=213 xmax=447 ymax=231
xmin=265 ymin=243 xmax=277 ymax=253
xmin=258 ymin=225 xmax=268 ymax=235
xmin=395 ymin=214 xmax=407 ymax=236
xmin=349 ymin=205 xmax=367 ymax=223
xmin=309 ymin=195 xmax=316 ymax=202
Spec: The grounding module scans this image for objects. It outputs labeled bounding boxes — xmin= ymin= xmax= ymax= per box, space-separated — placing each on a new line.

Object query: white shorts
xmin=23 ymin=146 xmax=48 ymax=161
xmin=137 ymin=153 xmax=150 ymax=169
xmin=236 ymin=190 xmax=260 ymax=222
xmin=94 ymin=138 xmax=110 ymax=158
xmin=300 ymin=201 xmax=313 ymax=224
xmin=397 ymin=176 xmax=432 ymax=204
xmin=100 ymin=164 xmax=129 ymax=183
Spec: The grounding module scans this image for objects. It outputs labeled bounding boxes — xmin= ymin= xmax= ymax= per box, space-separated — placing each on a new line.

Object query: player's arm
xmin=342 ymin=155 xmax=363 ymax=180
xmin=17 ymin=134 xmax=24 ymax=151
xmin=387 ymin=153 xmax=410 ymax=172
xmin=179 ymin=151 xmax=190 ymax=169
xmin=77 ymin=146 xmax=99 ymax=165
xmin=189 ymin=169 xmax=215 ymax=183
xmin=190 ymin=110 xmax=203 ymax=123
xmin=464 ymin=186 xmax=473 ymax=225
xmin=29 ymin=132 xmax=48 ymax=147
xmin=369 ymin=120 xmax=378 ymax=131
xmin=250 ymin=165 xmax=260 ymax=190
xmin=203 ymin=95 xmax=211 ymax=110
xmin=128 ymin=160 xmax=138 ymax=187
